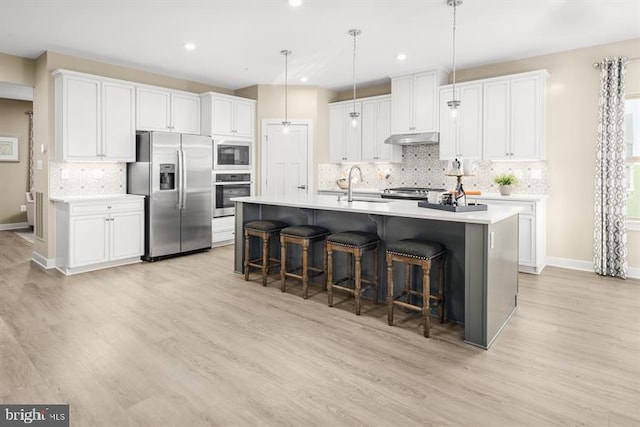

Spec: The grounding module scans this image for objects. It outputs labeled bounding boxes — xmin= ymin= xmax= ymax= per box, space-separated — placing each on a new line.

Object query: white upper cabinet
xmin=361 ymin=96 xmax=400 ymax=162
xmin=329 ymin=101 xmax=362 ymax=162
xmin=137 ymin=86 xmax=201 ymax=135
xmin=482 ymin=70 xmax=547 ymax=160
xmin=201 ymin=93 xmax=256 ymax=138
xmin=391 ymin=70 xmax=443 ymax=134
xmin=53 ymin=70 xmax=135 ymax=162
xmin=439 ymin=82 xmax=483 ymax=160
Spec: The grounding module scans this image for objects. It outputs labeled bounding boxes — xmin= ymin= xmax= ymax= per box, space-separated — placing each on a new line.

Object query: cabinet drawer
xmin=212 ymin=215 xmax=235 ymax=230
xmin=471 ymin=198 xmax=535 ymax=214
xmin=70 ymin=199 xmax=143 ymax=215
xmin=213 ymin=229 xmax=235 ymax=243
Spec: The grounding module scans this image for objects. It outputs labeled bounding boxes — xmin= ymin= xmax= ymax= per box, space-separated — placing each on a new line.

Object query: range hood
xmin=384 ymin=131 xmax=439 ymax=145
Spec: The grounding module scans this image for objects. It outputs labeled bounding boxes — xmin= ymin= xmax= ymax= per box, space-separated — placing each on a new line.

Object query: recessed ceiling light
xmin=396 ymin=53 xmax=407 ymax=61
xmin=184 ymin=42 xmax=196 ymax=51
xmin=300 ymin=76 xmax=308 ymax=83
xmin=288 ymin=0 xmax=302 ymax=7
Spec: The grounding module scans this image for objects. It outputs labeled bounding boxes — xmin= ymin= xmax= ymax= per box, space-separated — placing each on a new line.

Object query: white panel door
xmin=264 ymin=123 xmax=308 ymax=198
xmin=102 ymin=81 xmax=135 ymax=161
xmin=69 ymin=214 xmax=109 ymax=267
xmin=65 ymin=75 xmax=100 ymax=160
xmin=391 ymin=75 xmax=413 ymax=133
xmin=482 ymin=80 xmax=510 ymax=160
xmin=110 ymin=211 xmax=144 ymax=261
xmin=211 ymin=96 xmax=234 ymax=135
xmin=137 ymin=87 xmax=171 ymax=132
xmin=171 ymin=92 xmax=200 ymax=134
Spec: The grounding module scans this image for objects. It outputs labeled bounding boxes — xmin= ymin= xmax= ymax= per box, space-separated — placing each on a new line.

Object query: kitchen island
xmin=233 ymin=194 xmax=520 ymax=349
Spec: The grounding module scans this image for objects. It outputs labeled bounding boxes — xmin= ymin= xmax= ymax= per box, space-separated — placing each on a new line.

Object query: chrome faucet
xmin=347 ymin=165 xmax=363 ymax=202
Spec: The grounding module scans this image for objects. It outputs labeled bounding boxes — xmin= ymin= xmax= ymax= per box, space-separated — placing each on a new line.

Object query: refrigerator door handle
xmin=182 ymin=149 xmax=188 ymax=209
xmin=176 ymin=149 xmax=183 ymax=209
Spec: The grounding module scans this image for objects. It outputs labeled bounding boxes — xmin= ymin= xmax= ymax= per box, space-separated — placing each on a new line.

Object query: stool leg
xmin=322 ymin=241 xmax=328 ymax=290
xmin=355 ymin=250 xmax=362 ymax=316
xmin=403 ymin=263 xmax=410 ymax=305
xmin=373 ymin=245 xmax=379 ymax=305
xmin=262 ymin=235 xmax=269 ymax=286
xmin=423 ymin=260 xmax=432 ymax=338
xmin=386 ymin=253 xmax=394 ymax=326
xmin=302 ymin=239 xmax=309 ymax=299
xmin=280 ymin=237 xmax=287 ymax=292
xmin=327 ymin=246 xmax=334 ymax=307
xmin=244 ymin=231 xmax=250 ymax=281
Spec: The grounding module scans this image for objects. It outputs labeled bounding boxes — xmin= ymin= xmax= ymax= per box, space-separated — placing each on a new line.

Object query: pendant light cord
xmin=352 ymin=31 xmax=357 ymax=114
xmin=451 ymin=1 xmax=457 ymax=97
xmin=284 ymin=52 xmax=288 ymax=123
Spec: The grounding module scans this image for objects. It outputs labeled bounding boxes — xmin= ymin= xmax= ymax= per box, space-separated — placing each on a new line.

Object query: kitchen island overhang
xmin=232 ymin=195 xmax=521 ymax=349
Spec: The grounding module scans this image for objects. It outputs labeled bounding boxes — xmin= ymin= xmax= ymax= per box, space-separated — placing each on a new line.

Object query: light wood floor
xmin=1 ymin=231 xmax=639 ymax=426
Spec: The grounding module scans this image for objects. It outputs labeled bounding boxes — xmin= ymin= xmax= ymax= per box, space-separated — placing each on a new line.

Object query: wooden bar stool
xmin=326 ymin=231 xmax=381 ymax=315
xmin=244 ymin=220 xmax=288 ymax=286
xmin=280 ymin=225 xmax=330 ymax=299
xmin=386 ymin=239 xmax=446 ymax=337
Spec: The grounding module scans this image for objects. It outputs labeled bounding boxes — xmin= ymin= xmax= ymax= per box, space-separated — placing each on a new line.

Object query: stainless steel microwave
xmin=213 ymin=139 xmax=251 ymax=170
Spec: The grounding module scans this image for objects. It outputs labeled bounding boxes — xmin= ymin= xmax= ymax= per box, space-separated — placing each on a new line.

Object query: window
xmin=626 ymin=97 xmax=640 ymax=220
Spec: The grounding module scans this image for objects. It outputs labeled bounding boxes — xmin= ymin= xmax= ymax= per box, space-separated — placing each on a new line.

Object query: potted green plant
xmin=494 ymin=173 xmax=517 ymax=196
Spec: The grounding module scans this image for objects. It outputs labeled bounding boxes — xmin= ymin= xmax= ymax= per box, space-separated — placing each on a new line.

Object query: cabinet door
xmin=110 ymin=211 xmax=144 ymax=261
xmin=137 ymin=87 xmax=171 ymax=132
xmin=518 ymin=214 xmax=535 ymax=266
xmin=361 ymin=100 xmax=377 ymax=162
xmin=511 ymin=75 xmax=540 ymax=159
xmin=69 ymin=214 xmax=109 ymax=267
xmin=233 ymin=99 xmax=255 ymax=138
xmin=375 ymin=98 xmax=399 ymax=162
xmin=329 ymin=104 xmax=347 ymax=162
xmin=344 ymin=102 xmax=362 ymax=162
xmin=482 ymin=80 xmax=510 ymax=160
xmin=63 ymin=75 xmax=100 ymax=160
xmin=413 ymin=71 xmax=438 ymax=132
xmin=171 ymin=92 xmax=200 ymax=134
xmin=391 ymin=75 xmax=414 ymax=133
xmin=458 ymin=84 xmax=483 ymax=159
xmin=438 ymin=86 xmax=458 ymax=159
xmin=211 ymin=96 xmax=234 ymax=135
xmin=102 ymin=81 xmax=135 ymax=161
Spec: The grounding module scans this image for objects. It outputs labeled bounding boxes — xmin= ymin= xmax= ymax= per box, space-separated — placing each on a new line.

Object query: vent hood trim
xmin=384 ymin=132 xmax=439 ymax=145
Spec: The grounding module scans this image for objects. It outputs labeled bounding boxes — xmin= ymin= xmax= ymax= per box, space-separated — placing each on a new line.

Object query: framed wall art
xmin=0 ymin=136 xmax=19 ymax=161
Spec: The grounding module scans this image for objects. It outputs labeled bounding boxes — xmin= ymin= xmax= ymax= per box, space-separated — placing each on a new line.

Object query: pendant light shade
xmin=348 ymin=29 xmax=361 ymax=127
xmin=281 ymin=49 xmax=292 ymax=133
xmin=446 ymin=0 xmax=462 ymax=118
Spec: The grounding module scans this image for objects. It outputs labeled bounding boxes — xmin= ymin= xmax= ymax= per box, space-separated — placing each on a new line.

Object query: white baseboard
xmin=31 ymin=251 xmax=56 ymax=269
xmin=0 ymin=222 xmax=29 ymax=231
xmin=546 ymin=256 xmax=640 ymax=279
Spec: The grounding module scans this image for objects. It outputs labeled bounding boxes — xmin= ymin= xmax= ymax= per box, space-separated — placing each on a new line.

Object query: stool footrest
xmin=393 ymin=300 xmax=425 ymax=312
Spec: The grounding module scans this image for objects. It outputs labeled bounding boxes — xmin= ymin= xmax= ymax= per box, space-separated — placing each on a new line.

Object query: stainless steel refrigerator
xmin=128 ymin=131 xmax=212 ymax=260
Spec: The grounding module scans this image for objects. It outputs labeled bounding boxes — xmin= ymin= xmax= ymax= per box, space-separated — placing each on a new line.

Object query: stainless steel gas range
xmin=380 ymin=187 xmax=448 ymax=201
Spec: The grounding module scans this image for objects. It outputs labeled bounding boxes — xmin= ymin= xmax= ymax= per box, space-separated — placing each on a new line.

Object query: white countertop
xmin=318 ymin=188 xmax=383 ymax=194
xmin=466 ymin=193 xmax=548 ymax=202
xmin=50 ymin=194 xmax=145 ymax=203
xmin=233 ymin=194 xmax=521 ymax=225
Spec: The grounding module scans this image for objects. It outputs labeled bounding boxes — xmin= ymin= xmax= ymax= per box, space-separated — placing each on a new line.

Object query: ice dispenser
xmin=159 ymin=164 xmax=175 ymax=190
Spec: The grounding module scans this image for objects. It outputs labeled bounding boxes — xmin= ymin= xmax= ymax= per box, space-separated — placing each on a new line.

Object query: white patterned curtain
xmin=594 ymin=57 xmax=628 ymax=279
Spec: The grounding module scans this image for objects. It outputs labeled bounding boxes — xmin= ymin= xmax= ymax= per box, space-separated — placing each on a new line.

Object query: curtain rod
xmin=593 ymin=56 xmax=640 ymax=68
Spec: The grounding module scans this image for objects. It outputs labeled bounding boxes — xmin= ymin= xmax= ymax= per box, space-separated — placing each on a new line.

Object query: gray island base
xmin=233 ymin=195 xmax=520 ymax=349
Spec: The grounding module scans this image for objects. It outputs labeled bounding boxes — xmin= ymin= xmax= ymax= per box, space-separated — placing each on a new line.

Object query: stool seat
xmin=386 ymin=239 xmax=445 ymax=259
xmin=281 ymin=225 xmax=329 ymax=238
xmin=245 ymin=220 xmax=288 ymax=232
xmin=326 ymin=231 xmax=380 ymax=248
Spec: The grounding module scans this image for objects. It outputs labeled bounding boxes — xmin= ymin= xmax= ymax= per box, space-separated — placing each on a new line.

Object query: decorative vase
xmin=498 ymin=185 xmax=513 ymax=196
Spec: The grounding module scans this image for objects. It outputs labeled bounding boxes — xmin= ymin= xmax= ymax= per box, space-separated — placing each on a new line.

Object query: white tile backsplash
xmin=318 ymin=144 xmax=549 ymax=194
xmin=49 ymin=162 xmax=126 ymax=197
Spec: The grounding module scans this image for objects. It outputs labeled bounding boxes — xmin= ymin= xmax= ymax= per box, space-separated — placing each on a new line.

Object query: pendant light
xmin=281 ymin=49 xmax=292 ymax=133
xmin=447 ymin=0 xmax=462 ymax=119
xmin=348 ymin=29 xmax=361 ymax=127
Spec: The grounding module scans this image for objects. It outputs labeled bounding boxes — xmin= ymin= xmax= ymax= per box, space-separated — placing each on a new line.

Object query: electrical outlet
xmin=20 ymin=205 xmax=26 ymax=212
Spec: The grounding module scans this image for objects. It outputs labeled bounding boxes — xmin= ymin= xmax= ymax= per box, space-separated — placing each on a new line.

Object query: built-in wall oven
xmin=214 ymin=172 xmax=251 ymax=217
xmin=213 ymin=139 xmax=251 ymax=170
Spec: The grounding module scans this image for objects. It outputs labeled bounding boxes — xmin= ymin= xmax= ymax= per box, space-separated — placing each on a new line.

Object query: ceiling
xmin=1 ymin=0 xmax=639 ymax=92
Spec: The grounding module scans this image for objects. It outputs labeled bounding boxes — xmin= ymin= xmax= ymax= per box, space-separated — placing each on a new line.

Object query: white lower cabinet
xmin=55 ymin=196 xmax=144 ymax=275
xmin=212 ymin=216 xmax=235 ymax=247
xmin=468 ymin=196 xmax=546 ymax=274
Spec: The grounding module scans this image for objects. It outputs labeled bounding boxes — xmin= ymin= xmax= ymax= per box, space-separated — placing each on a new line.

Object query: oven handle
xmin=214 ymin=181 xmax=253 ymax=186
